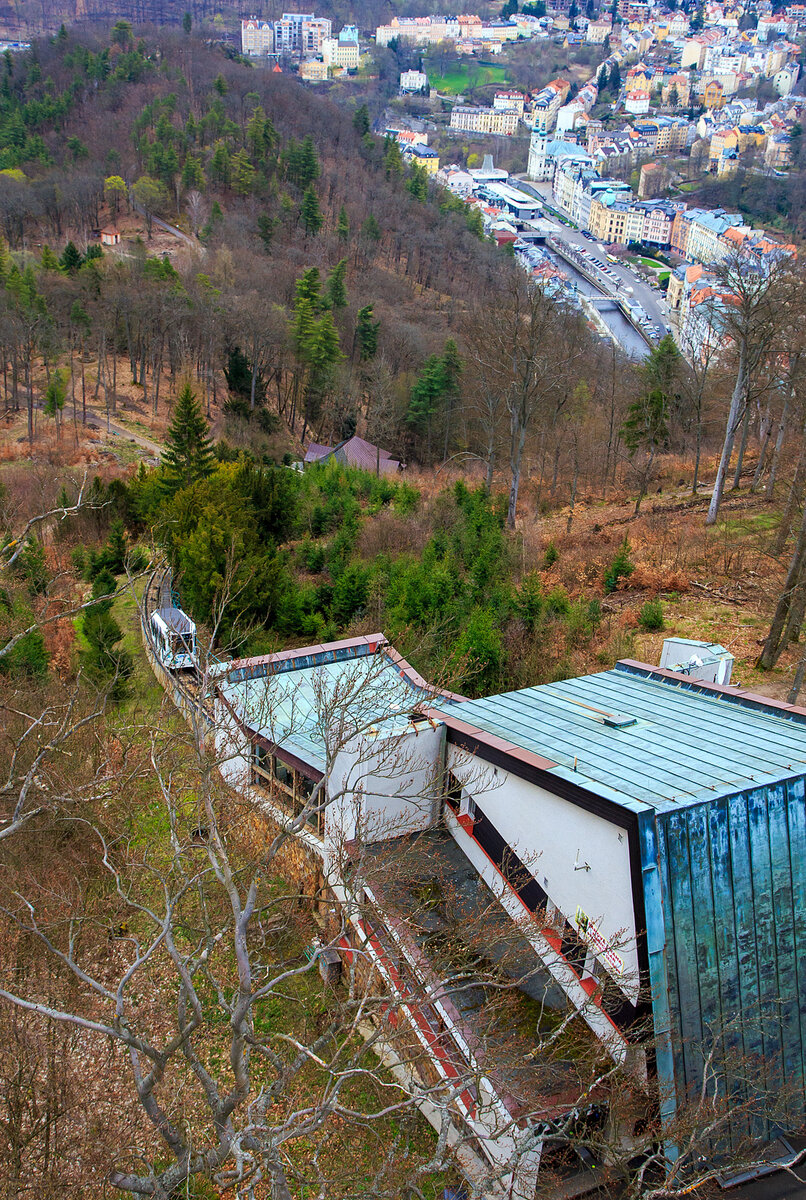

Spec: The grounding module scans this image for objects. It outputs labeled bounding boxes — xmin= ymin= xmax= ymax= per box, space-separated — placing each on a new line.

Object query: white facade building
xmin=400 ymin=68 xmax=429 ymax=92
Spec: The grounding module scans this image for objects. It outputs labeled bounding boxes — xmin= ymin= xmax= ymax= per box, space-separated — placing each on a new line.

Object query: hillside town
xmin=239 ymin=2 xmax=803 ymax=356
xmin=3 ymin=9 xmax=806 ymax=1200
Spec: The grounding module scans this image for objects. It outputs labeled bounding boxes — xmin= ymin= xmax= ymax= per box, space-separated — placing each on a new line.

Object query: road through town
xmin=516 ymin=177 xmax=672 ymax=339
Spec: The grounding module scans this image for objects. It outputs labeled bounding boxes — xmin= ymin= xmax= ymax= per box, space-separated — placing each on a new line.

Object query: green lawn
xmin=429 ymin=63 xmax=511 ymax=94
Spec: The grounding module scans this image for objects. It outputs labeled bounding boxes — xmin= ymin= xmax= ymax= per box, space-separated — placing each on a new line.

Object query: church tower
xmin=527 ymin=127 xmax=549 ymax=181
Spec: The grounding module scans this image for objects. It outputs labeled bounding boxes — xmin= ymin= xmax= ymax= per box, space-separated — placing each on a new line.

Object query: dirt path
xmin=83 ymin=410 xmax=163 ymax=458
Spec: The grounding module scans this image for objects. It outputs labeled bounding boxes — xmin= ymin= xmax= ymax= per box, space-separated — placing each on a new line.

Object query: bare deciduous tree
xmin=705 ymin=251 xmax=801 ymax=525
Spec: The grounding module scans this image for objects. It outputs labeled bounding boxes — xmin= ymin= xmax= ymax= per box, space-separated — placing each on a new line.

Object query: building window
xmin=273 ymin=757 xmax=294 ymax=791
xmin=252 ymin=742 xmax=270 ymax=784
xmin=444 ymin=771 xmax=462 ymax=813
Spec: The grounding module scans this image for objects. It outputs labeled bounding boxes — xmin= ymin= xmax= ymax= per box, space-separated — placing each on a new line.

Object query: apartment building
xmin=586 ymin=17 xmax=612 ymax=42
xmin=635 ymin=198 xmax=680 ymax=245
xmin=299 ymin=57 xmax=328 ymax=79
xmin=661 ymin=72 xmax=691 ymax=106
xmin=375 ymin=14 xmax=481 ymax=46
xmin=402 ymin=142 xmax=440 ymax=174
xmin=274 ymin=12 xmax=332 ymax=55
xmin=450 ymin=105 xmax=521 ymax=135
xmin=494 ymin=90 xmax=526 ymax=115
xmin=625 ymin=87 xmax=651 ymax=114
xmin=633 ymin=116 xmax=689 ymax=152
xmin=322 ymin=35 xmax=359 ymax=68
xmin=530 ymin=78 xmax=571 ymax=133
xmin=241 ymin=17 xmax=274 ymax=55
xmin=588 ymin=193 xmax=645 ymax=243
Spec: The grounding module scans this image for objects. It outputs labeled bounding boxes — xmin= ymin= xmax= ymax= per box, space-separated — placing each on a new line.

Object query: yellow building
xmin=403 ymin=143 xmax=440 ymax=175
xmin=589 ymin=196 xmax=645 ymax=244
xmin=662 ymin=73 xmax=691 ymax=106
xmin=449 ymin=105 xmax=520 ymax=135
xmin=299 ymin=58 xmax=328 ymax=81
xmin=322 ymin=38 xmax=360 ymax=68
xmin=702 ymin=79 xmax=726 ymax=109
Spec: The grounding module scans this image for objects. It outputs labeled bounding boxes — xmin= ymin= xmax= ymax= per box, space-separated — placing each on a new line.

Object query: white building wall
xmin=328 ymin=722 xmax=444 ymax=845
xmin=445 ymin=744 xmax=640 ymax=996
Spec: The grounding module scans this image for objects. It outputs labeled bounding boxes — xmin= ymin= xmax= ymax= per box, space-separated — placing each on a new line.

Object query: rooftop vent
xmin=601 ymin=712 xmax=638 ymax=729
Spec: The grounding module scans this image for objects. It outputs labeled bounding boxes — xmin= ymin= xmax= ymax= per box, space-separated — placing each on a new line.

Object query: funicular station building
xmin=212 ymin=634 xmax=806 ymax=1197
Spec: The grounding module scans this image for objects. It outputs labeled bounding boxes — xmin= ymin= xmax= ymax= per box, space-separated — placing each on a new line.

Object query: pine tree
xmin=40 ymin=245 xmax=62 ymax=271
xmin=300 ymin=187 xmax=323 ymax=236
xmin=100 ymin=520 xmax=128 ymax=574
xmin=257 ymin=213 xmax=275 ymax=253
xmin=292 ymin=298 xmax=318 ymax=361
xmin=181 ymin=154 xmax=205 ymax=192
xmin=161 ymin=383 xmax=215 ymax=495
xmin=302 ymin=311 xmax=344 ymax=439
xmin=81 ymin=568 xmax=132 ymax=700
xmin=406 ymin=165 xmax=428 ymax=201
xmin=383 ymin=135 xmax=404 ymax=179
xmin=247 ymin=106 xmax=268 ymax=159
xmin=283 ymin=134 xmax=321 ymax=189
xmin=60 ymin=241 xmax=82 ymax=273
xmin=324 ymin=259 xmax=348 ymax=309
xmin=308 ymin=311 xmax=343 ymax=376
xmin=361 ymin=214 xmax=381 ymax=242
xmin=295 ymin=267 xmax=321 ymax=308
xmin=352 ymin=104 xmax=370 ymax=136
xmin=406 ymin=342 xmax=462 ymax=459
xmin=300 ymin=135 xmax=320 ymax=187
xmin=406 ymin=355 xmax=444 ymax=438
xmin=466 ymin=208 xmax=484 ymax=239
xmin=231 ymin=149 xmax=257 ymax=196
xmin=337 ymin=206 xmax=349 ymax=242
xmin=224 ymin=347 xmax=253 ymax=398
xmin=621 ymin=389 xmax=669 ymax=514
xmin=356 ymin=305 xmax=379 ymax=360
xmin=210 ymin=142 xmax=231 ymax=187
xmin=644 ymin=333 xmax=682 ymax=397
xmin=43 ymin=367 xmax=67 ymax=433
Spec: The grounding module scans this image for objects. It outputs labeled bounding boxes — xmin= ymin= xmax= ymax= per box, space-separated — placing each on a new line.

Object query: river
xmin=547 ymin=252 xmax=651 ymax=360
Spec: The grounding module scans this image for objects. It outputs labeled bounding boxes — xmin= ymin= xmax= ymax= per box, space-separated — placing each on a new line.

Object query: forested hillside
xmin=0 ymin=25 xmax=805 ymax=696
xmin=0 ymin=23 xmax=533 ymax=456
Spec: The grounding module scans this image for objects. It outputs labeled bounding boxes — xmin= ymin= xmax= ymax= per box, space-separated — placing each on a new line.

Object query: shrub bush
xmin=543 ymin=541 xmax=559 ymax=568
xmin=604 ymin=538 xmax=634 ymax=593
xmin=545 ymin=585 xmax=570 ymax=616
xmin=639 ymin=598 xmax=665 ymax=631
